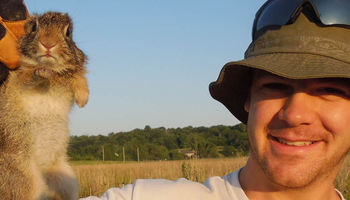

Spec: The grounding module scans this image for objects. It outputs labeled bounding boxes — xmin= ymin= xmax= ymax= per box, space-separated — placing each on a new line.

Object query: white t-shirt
xmin=79 ymin=168 xmax=345 ymax=200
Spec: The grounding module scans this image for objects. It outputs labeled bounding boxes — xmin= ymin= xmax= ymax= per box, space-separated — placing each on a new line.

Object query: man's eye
xmin=318 ymin=87 xmax=346 ymax=95
xmin=263 ymin=83 xmax=288 ymax=90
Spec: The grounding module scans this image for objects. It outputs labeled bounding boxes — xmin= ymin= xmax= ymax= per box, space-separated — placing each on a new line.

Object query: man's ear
xmin=244 ymin=90 xmax=251 ymax=112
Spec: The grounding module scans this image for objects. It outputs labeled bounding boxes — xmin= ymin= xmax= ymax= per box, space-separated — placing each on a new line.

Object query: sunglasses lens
xmin=313 ymin=0 xmax=350 ymax=25
xmin=254 ymin=0 xmax=350 ymax=40
xmin=255 ymin=0 xmax=303 ymax=31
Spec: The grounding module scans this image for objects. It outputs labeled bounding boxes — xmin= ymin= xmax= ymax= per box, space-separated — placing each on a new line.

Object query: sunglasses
xmin=252 ymin=0 xmax=350 ymax=40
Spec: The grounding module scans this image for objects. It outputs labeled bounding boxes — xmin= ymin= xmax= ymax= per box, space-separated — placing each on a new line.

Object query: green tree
xmin=222 ymin=145 xmax=237 ymax=157
xmin=169 ymin=150 xmax=186 ymax=160
xmin=68 ymin=124 xmax=249 ymax=161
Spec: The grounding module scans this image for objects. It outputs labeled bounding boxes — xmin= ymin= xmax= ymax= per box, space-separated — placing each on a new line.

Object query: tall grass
xmin=72 ymin=156 xmax=350 ymax=199
xmin=335 ymin=155 xmax=350 ymax=199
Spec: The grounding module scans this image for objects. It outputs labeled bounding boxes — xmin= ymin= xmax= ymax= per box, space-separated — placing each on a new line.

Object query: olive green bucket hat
xmin=209 ymin=13 xmax=350 ymax=124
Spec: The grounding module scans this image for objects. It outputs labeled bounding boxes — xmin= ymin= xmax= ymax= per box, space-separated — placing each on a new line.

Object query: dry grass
xmin=335 ymin=155 xmax=350 ymax=199
xmin=72 ymin=156 xmax=350 ymax=199
xmin=72 ymin=157 xmax=247 ymax=198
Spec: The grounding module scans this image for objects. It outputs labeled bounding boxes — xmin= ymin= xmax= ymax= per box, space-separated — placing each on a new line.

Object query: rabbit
xmin=0 ymin=12 xmax=89 ymax=200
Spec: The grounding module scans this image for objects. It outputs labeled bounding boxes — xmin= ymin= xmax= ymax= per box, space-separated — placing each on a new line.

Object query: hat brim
xmin=209 ymin=52 xmax=350 ymax=124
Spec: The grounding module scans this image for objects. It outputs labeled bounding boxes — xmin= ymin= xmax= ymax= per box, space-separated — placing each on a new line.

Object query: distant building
xmin=179 ymin=150 xmax=196 ymax=159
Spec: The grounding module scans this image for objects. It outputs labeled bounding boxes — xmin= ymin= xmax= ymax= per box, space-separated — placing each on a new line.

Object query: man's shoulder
xmin=212 ymin=168 xmax=249 ymax=200
xmin=79 ymin=169 xmax=248 ymax=200
xmin=131 ymin=168 xmax=247 ymax=200
xmin=133 ymin=177 xmax=225 ymax=200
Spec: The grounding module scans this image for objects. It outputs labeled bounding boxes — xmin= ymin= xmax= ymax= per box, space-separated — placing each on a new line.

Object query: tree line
xmin=68 ymin=123 xmax=249 ymax=161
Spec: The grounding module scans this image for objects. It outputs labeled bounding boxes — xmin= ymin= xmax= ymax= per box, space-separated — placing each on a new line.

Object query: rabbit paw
xmin=34 ymin=68 xmax=52 ymax=79
xmin=74 ymin=88 xmax=89 ymax=108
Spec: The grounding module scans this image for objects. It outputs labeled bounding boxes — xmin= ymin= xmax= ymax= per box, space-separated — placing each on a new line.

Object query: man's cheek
xmin=320 ymin=107 xmax=350 ymax=138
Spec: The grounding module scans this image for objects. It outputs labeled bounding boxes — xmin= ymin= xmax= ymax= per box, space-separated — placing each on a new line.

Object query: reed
xmin=335 ymin=155 xmax=350 ymax=199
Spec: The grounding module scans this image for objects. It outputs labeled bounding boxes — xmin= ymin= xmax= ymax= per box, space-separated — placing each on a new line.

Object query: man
xmin=0 ymin=0 xmax=28 ymax=84
xmin=209 ymin=0 xmax=350 ymax=199
xmin=2 ymin=0 xmax=348 ymax=199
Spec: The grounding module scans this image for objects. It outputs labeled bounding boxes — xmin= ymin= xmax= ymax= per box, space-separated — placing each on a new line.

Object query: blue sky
xmin=24 ymin=0 xmax=266 ymax=136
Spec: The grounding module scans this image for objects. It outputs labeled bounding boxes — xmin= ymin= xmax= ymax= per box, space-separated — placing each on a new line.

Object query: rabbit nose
xmin=40 ymin=39 xmax=57 ymax=50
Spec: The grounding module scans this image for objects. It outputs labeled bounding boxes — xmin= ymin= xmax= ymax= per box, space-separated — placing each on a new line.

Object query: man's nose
xmin=277 ymin=92 xmax=317 ymax=126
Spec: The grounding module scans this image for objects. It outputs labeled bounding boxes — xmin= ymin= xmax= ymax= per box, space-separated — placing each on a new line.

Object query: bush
xmin=222 ymin=146 xmax=237 ymax=157
xmin=169 ymin=150 xmax=186 ymax=160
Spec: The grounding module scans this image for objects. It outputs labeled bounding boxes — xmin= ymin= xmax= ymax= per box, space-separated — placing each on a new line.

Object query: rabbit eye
xmin=65 ymin=27 xmax=71 ymax=37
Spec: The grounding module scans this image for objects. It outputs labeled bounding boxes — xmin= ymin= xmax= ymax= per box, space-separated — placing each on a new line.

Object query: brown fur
xmin=0 ymin=12 xmax=89 ymax=200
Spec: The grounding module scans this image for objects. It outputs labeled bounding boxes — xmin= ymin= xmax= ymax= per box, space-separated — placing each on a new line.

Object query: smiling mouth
xmin=275 ymin=137 xmax=317 ymax=146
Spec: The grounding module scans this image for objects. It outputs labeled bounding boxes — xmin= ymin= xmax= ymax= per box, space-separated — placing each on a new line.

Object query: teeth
xmin=277 ymin=138 xmax=313 ymax=146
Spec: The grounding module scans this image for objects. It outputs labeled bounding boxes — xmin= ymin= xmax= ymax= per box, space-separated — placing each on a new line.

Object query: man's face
xmin=245 ymin=70 xmax=350 ymax=188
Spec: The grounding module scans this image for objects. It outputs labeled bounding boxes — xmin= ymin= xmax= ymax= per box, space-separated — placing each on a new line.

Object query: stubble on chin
xmin=248 ymin=126 xmax=345 ymax=189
